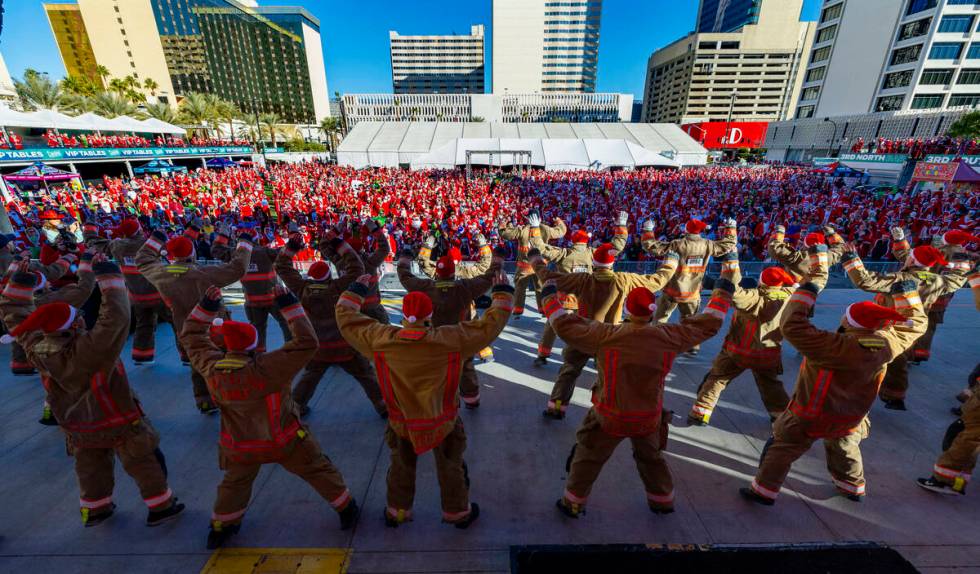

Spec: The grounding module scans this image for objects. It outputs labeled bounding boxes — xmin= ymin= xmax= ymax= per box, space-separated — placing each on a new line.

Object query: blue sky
xmin=3 ymin=0 xmax=822 ymax=99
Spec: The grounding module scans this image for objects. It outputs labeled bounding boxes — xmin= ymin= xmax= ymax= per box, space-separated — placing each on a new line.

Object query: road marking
xmin=201 ymin=548 xmax=350 ymax=574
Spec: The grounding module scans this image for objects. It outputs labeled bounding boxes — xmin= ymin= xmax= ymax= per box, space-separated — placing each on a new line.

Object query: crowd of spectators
xmin=850 ymin=136 xmax=980 ymax=159
xmin=5 ymin=162 xmax=978 ymax=264
xmin=41 ymin=131 xmax=251 ymax=150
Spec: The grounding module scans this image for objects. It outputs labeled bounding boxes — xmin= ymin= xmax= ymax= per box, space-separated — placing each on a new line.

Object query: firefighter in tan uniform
xmin=337 ymin=272 xmax=514 ymax=528
xmin=767 ymin=226 xmax=846 ymax=280
xmin=541 ymin=280 xmax=733 ymax=517
xmin=182 ymin=285 xmax=359 ymax=549
xmin=109 ymin=218 xmax=170 ymax=364
xmin=396 ymin=249 xmax=501 ymax=409
xmin=652 ymin=218 xmax=737 ymax=355
xmin=891 ymin=228 xmax=976 ymax=364
xmin=842 ymin=243 xmax=969 ymax=410
xmin=918 ymin=392 xmax=980 ymax=496
xmin=137 ymin=229 xmax=252 ymax=413
xmin=529 ymin=212 xmax=630 ymax=367
xmin=498 ymin=211 xmax=566 ymax=317
xmin=531 ymin=243 xmax=679 ymax=419
xmin=275 ymin=235 xmax=386 ymax=417
xmin=740 ymin=277 xmax=927 ymax=505
xmin=0 ymin=258 xmax=185 ymax=527
xmin=689 ymin=254 xmax=804 ymax=426
xmin=336 ymin=220 xmax=392 ymax=325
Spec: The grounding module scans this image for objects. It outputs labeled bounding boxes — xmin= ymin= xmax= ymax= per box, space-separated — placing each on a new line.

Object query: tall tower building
xmin=44 ymin=0 xmax=329 ymax=123
xmin=697 ymin=0 xmax=763 ymax=33
xmin=797 ymin=0 xmax=980 ymax=118
xmin=43 ymin=4 xmax=101 ymax=83
xmin=492 ymin=0 xmax=602 ymax=93
xmin=641 ymin=0 xmax=815 ymax=124
xmin=389 ymin=25 xmax=485 ymax=94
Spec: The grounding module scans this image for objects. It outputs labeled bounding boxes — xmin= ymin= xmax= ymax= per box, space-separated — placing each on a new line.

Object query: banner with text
xmin=0 ymin=146 xmax=256 ymax=163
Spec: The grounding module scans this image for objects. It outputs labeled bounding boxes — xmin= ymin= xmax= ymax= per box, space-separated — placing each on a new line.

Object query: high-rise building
xmin=0 ymin=54 xmax=16 ymax=102
xmin=797 ymin=0 xmax=980 ymax=118
xmin=43 ymin=4 xmax=101 ymax=84
xmin=492 ymin=0 xmax=602 ymax=93
xmin=641 ymin=0 xmax=815 ymax=124
xmin=44 ymin=0 xmax=329 ymax=123
xmin=697 ymin=0 xmax=762 ymax=33
xmin=389 ymin=25 xmax=485 ymax=94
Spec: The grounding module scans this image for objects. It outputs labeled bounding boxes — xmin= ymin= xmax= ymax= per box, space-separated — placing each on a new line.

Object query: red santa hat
xmin=592 ymin=243 xmax=617 ymax=268
xmin=760 ymin=267 xmax=799 ymax=288
xmin=909 ymin=245 xmax=948 ymax=268
xmin=0 ymin=302 xmax=76 ymax=343
xmin=570 ymin=229 xmax=591 ymax=244
xmin=844 ymin=301 xmax=907 ymax=330
xmin=435 ymin=255 xmax=456 ymax=279
xmin=685 ymin=219 xmax=708 ymax=234
xmin=402 ymin=291 xmax=433 ymax=324
xmin=164 ymin=236 xmax=194 ymax=259
xmin=803 ymin=232 xmax=826 ymax=247
xmin=39 ymin=209 xmax=61 ymax=221
xmin=116 ymin=218 xmax=140 ymax=238
xmin=307 ymin=261 xmax=330 ymax=281
xmin=625 ymin=287 xmax=657 ymax=317
xmin=448 ymin=247 xmax=463 ymax=264
xmin=942 ymin=229 xmax=980 ymax=246
xmin=210 ymin=319 xmax=258 ymax=352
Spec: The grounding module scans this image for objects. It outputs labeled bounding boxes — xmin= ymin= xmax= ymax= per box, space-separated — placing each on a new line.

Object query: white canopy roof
xmin=408 ymin=137 xmax=680 ymax=171
xmin=138 ymin=117 xmax=186 ymax=135
xmin=0 ymin=106 xmax=186 ymax=134
xmin=338 ymin=121 xmax=707 ymax=169
xmin=23 ymin=109 xmax=92 ymax=130
xmin=74 ymin=112 xmax=122 ymax=132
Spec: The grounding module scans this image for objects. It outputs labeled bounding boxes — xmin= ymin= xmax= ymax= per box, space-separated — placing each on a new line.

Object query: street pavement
xmin=0 ymin=288 xmax=977 ymax=574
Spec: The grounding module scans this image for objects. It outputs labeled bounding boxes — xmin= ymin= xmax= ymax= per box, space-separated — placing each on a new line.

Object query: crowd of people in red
xmin=4 ymin=162 xmax=978 ymax=263
xmin=850 ymin=136 xmax=980 ymax=159
xmin=40 ymin=131 xmax=251 ymax=150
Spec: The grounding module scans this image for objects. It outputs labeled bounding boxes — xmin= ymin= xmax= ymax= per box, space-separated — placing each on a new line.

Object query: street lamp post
xmin=250 ymin=93 xmax=265 ymax=163
xmin=724 ymin=92 xmax=738 ymax=159
xmin=824 ymin=117 xmax=840 ymax=157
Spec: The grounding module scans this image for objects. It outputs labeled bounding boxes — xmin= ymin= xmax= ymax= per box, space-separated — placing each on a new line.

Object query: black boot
xmin=542 ymin=408 xmax=565 ymax=420
xmin=147 ymin=500 xmax=186 ymax=526
xmin=82 ymin=503 xmax=117 ymax=528
xmin=206 ymin=523 xmax=241 ymax=549
xmin=338 ymin=500 xmax=359 ymax=530
xmin=452 ymin=503 xmax=480 ymax=529
xmin=917 ymin=477 xmax=966 ymax=496
xmin=555 ymin=498 xmax=584 ymax=518
xmin=686 ymin=414 xmax=708 ymax=427
xmin=198 ymin=399 xmax=219 ymax=415
xmin=882 ymin=398 xmax=907 ymax=411
xmin=533 ymin=356 xmax=548 ymax=367
xmin=38 ymin=405 xmax=58 ymax=426
xmin=739 ymin=487 xmax=774 ymax=506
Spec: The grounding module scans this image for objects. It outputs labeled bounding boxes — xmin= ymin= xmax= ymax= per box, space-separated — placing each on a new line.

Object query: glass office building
xmin=697 ymin=0 xmax=762 ymax=33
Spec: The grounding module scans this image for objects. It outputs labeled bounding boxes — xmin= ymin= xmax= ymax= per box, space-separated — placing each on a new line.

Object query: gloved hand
xmin=822 ymin=225 xmax=836 ymax=236
xmin=150 ymin=229 xmax=168 ymax=245
xmin=615 ymin=211 xmax=628 ymax=226
xmin=492 ymin=269 xmax=513 ymax=290
xmin=346 ymin=274 xmax=372 ymax=298
xmin=715 ymin=277 xmax=735 ymax=295
xmin=739 ymin=277 xmax=759 ymax=290
xmin=719 ymin=251 xmax=738 ymax=261
xmin=424 ymin=235 xmax=436 ymax=249
xmin=642 ymin=220 xmax=654 ymax=233
xmin=540 ymin=282 xmax=558 ymax=300
xmin=722 ymin=217 xmax=737 ymax=228
xmin=527 ymin=248 xmax=542 ymax=259
xmin=475 ymin=233 xmax=488 ymax=247
xmin=800 ymin=281 xmax=823 ymax=295
xmin=890 ymin=226 xmax=905 ymax=241
xmin=200 ymin=285 xmax=222 ymax=313
xmin=775 ymin=224 xmax=786 ymax=234
xmin=237 ymin=232 xmax=254 ymax=245
xmin=274 ymin=284 xmax=299 ymax=309
xmin=80 ymin=251 xmax=95 ymax=262
xmin=527 ymin=212 xmax=541 ymax=228
xmin=285 ymin=236 xmax=305 ymax=253
xmin=92 ymin=260 xmax=121 ymax=276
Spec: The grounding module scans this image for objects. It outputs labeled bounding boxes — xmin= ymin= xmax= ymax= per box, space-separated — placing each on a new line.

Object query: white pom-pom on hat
xmin=160 ymin=249 xmax=168 ymax=257
xmin=212 ymin=318 xmax=224 ymax=327
xmin=0 ymin=334 xmax=14 ymax=344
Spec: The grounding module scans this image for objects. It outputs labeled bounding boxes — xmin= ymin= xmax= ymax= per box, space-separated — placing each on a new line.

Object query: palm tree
xmin=61 ymin=75 xmax=98 ymax=97
xmin=258 ymin=112 xmax=283 ymax=148
xmin=14 ymin=71 xmax=64 ymax=111
xmin=143 ymin=78 xmax=159 ymax=97
xmin=108 ymin=77 xmax=127 ymax=97
xmin=319 ymin=116 xmax=340 ymax=152
xmin=212 ymin=98 xmax=239 ymax=139
xmin=144 ymin=102 xmax=179 ymax=124
xmin=60 ymin=93 xmax=96 ymax=115
xmin=95 ymin=65 xmax=111 ymax=90
xmin=90 ymin=92 xmax=138 ymax=118
xmin=178 ymin=92 xmax=215 ymax=137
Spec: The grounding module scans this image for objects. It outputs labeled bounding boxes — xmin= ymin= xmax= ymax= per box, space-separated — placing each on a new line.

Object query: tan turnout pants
xmin=563 ymin=409 xmax=674 ymax=510
xmin=384 ymin=420 xmax=471 ymax=523
xmin=692 ymin=351 xmax=788 ymax=422
xmin=244 ymin=305 xmax=291 ymax=353
xmin=292 ymin=356 xmax=386 ymax=415
xmin=932 ymin=395 xmax=980 ymax=490
xmin=654 ymin=293 xmax=701 ymax=351
xmin=212 ymin=434 xmax=351 ymax=527
xmin=131 ymin=303 xmax=171 ymax=362
xmin=547 ymin=346 xmax=592 ymax=413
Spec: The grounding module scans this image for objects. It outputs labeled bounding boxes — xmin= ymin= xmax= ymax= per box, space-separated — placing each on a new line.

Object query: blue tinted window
xmin=938 ymin=15 xmax=974 ymax=33
xmin=929 ymin=42 xmax=963 ymax=59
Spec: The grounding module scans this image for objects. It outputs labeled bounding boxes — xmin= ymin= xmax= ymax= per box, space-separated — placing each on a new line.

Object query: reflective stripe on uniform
xmin=144 ymin=488 xmax=173 ymax=508
xmin=832 ymin=478 xmax=865 ymax=495
xmin=80 ymin=495 xmax=113 ymax=509
xmin=750 ymin=479 xmax=779 ymax=500
xmin=211 ymin=508 xmax=247 ymax=522
xmin=563 ymin=489 xmax=587 ymax=504
xmin=329 ymin=489 xmax=352 ymax=509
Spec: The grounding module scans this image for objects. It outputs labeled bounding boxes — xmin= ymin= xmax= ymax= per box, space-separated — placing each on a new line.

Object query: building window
xmin=906 ymin=0 xmax=938 ymax=16
xmin=947 ymin=0 xmax=979 ymax=5
xmin=811 ymin=46 xmax=832 ymax=63
xmin=910 ymin=94 xmax=945 ymax=109
xmin=920 ymin=68 xmax=954 ymax=84
xmin=938 ymin=15 xmax=974 ymax=34
xmin=875 ymin=95 xmax=905 ymax=111
xmin=968 ymin=43 xmax=980 ymax=59
xmin=898 ymin=18 xmax=932 ymax=41
xmin=805 ymin=67 xmax=827 ymax=83
xmin=801 ymin=86 xmax=820 ymax=100
xmin=957 ymin=68 xmax=980 ymax=84
xmin=720 ymin=41 xmax=740 ymax=50
xmin=815 ymin=25 xmax=837 ymax=44
xmin=796 ymin=105 xmax=815 ymax=118
xmin=949 ymin=93 xmax=980 ymax=106
xmin=891 ymin=44 xmax=923 ymax=65
xmin=883 ymin=69 xmax=914 ymax=88
xmin=929 ymin=42 xmax=964 ymax=60
xmin=698 ymin=41 xmax=717 ymax=50
xmin=820 ymin=3 xmax=843 ymax=23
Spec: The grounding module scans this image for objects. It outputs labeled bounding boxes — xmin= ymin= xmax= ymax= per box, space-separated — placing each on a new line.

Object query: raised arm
xmin=840 ymin=250 xmax=899 ymax=293
xmin=456 ymin=237 xmax=493 ymax=279
xmin=620 ymin=251 xmax=679 ymax=292
xmin=530 ymin=250 xmax=590 ymax=293
xmin=969 ymin=266 xmax=980 ymax=311
xmin=541 ymin=218 xmax=567 ymax=242
xmin=74 ymin=261 xmax=131 ymax=365
xmin=179 ymin=288 xmax=228 ymax=379
xmin=652 ymin=287 xmax=731 ymax=352
xmin=397 ymin=253 xmax=436 ymax=294
xmin=363 ymin=228 xmax=391 ymax=269
xmin=336 ymin=279 xmax=398 ymax=357
xmin=275 ymin=239 xmax=309 ymax=297
xmin=641 ymin=221 xmax=666 ymax=257
xmin=529 ymin=232 xmax=569 ymax=264
xmin=718 ymin=251 xmax=763 ymax=311
xmin=416 ymin=236 xmax=437 ymax=278
xmin=539 ymin=284 xmax=614 ymax=356
xmin=889 ymin=227 xmax=911 ymax=262
xmin=497 ymin=223 xmax=521 ymax=242
xmin=710 ymin=219 xmax=738 ymax=256
xmin=255 ymin=289 xmax=318 ymax=383
xmin=779 ymin=284 xmax=850 ymax=365
xmin=334 ymin=241 xmax=367 ymax=287
xmin=135 ymin=229 xmax=170 ymax=285
xmin=451 ymin=283 xmax=514 ymax=357
xmin=210 ymin=232 xmax=233 ymax=262
xmin=461 ymin=256 xmax=502 ymax=300
xmin=40 ymin=253 xmax=95 ymax=307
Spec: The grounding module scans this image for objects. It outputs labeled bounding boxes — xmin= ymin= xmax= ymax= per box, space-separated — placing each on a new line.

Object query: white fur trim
xmin=844 ymin=305 xmax=865 ymax=329
xmin=56 ymin=307 xmax=78 ymax=332
xmin=406 ymin=315 xmax=416 ymax=323
xmin=0 ymin=334 xmax=14 ymax=344
xmin=212 ymin=318 xmax=224 ymax=327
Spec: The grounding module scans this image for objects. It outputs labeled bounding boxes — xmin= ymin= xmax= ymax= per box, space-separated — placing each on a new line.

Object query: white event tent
xmin=0 ymin=106 xmax=185 ymax=134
